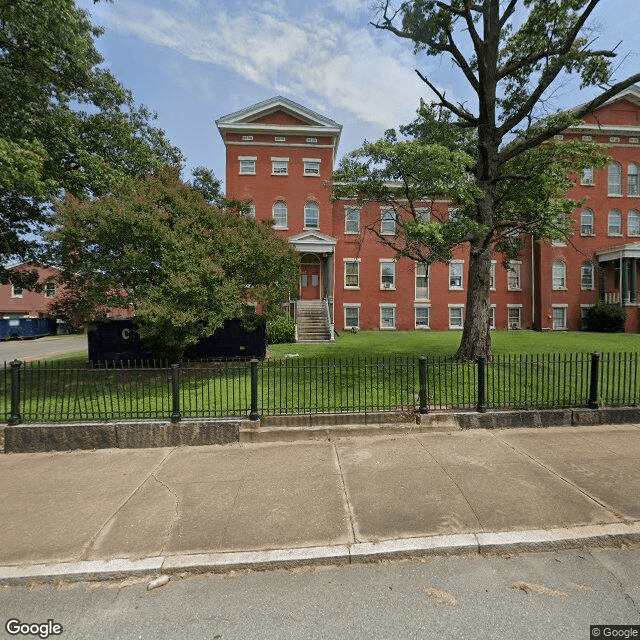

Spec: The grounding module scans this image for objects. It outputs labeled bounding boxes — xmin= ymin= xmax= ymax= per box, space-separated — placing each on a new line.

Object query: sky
xmin=77 ymin=0 xmax=640 ymax=191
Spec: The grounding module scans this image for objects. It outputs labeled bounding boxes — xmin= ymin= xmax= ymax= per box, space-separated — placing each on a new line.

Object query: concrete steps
xmin=297 ymin=301 xmax=332 ymax=342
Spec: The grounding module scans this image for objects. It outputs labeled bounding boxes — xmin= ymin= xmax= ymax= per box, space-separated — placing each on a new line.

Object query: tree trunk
xmin=456 ymin=238 xmax=492 ymax=361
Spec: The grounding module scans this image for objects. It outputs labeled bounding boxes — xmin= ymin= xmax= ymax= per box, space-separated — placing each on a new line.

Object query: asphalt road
xmin=0 ymin=335 xmax=87 ymax=364
xmin=1 ymin=547 xmax=639 ymax=640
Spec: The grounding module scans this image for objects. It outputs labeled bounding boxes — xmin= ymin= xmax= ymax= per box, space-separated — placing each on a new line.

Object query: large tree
xmin=367 ymin=0 xmax=640 ymax=360
xmin=52 ymin=167 xmax=299 ymax=361
xmin=0 ymin=0 xmax=182 ymax=287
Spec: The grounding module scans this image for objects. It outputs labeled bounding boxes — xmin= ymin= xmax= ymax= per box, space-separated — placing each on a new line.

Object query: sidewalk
xmin=1 ymin=423 xmax=640 ymax=584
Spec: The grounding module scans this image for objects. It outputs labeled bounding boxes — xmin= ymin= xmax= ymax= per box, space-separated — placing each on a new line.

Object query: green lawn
xmin=3 ymin=330 xmax=640 ymax=423
xmin=268 ymin=330 xmax=640 ymax=360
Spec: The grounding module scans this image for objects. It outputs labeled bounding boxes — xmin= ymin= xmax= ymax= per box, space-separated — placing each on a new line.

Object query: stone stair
xmin=296 ymin=300 xmax=332 ymax=342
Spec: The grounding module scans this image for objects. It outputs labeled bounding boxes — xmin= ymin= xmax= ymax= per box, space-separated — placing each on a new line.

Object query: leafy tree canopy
xmin=52 ymin=167 xmax=299 ymax=361
xmin=0 ymin=0 xmax=182 ymax=286
xmin=359 ymin=0 xmax=640 ymax=360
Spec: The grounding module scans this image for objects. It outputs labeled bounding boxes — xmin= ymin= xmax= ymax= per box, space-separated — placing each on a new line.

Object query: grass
xmin=3 ymin=330 xmax=640 ymax=422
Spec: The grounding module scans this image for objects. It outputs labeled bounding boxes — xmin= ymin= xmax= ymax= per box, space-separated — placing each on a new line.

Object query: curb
xmin=2 ymin=522 xmax=639 ymax=586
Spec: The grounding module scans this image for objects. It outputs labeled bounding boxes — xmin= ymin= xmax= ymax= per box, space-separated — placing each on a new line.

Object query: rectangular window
xmin=380 ymin=305 xmax=396 ymax=330
xmin=415 ymin=306 xmax=430 ymax=329
xmin=449 ymin=305 xmax=464 ymax=329
xmin=239 ymin=157 xmax=256 ymax=174
xmin=552 ymin=306 xmax=567 ymax=330
xmin=415 ymin=208 xmax=430 ymax=221
xmin=381 ymin=208 xmax=396 ymax=235
xmin=508 ymin=306 xmax=522 ymax=329
xmin=489 ymin=305 xmax=496 ymax=330
xmin=581 ymin=167 xmax=594 ymax=185
xmin=275 ymin=136 xmax=286 ymax=142
xmin=344 ymin=260 xmax=360 ymax=289
xmin=490 ymin=261 xmax=496 ymax=290
xmin=345 ymin=207 xmax=360 ymax=234
xmin=580 ymin=305 xmax=593 ymax=330
xmin=507 ymin=261 xmax=521 ymax=291
xmin=306 ymin=137 xmax=317 ymax=143
xmin=11 ymin=285 xmax=23 ymax=298
xmin=415 ymin=262 xmax=429 ymax=300
xmin=303 ymin=159 xmax=321 ymax=176
xmin=344 ymin=305 xmax=360 ymax=330
xmin=449 ymin=261 xmax=463 ymax=290
xmin=271 ymin=158 xmax=289 ymax=175
xmin=380 ymin=260 xmax=396 ymax=289
xmin=44 ymin=282 xmax=56 ymax=298
xmin=242 ymin=135 xmax=254 ymax=141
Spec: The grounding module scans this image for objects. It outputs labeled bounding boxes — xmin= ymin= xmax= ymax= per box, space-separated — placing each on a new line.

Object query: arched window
xmin=608 ymin=210 xmax=622 ymax=236
xmin=608 ymin=162 xmax=622 ymax=196
xmin=246 ymin=201 xmax=256 ymax=218
xmin=629 ymin=164 xmax=639 ymax=196
xmin=304 ymin=202 xmax=319 ymax=229
xmin=581 ymin=262 xmax=594 ymax=290
xmin=629 ymin=210 xmax=640 ymax=236
xmin=552 ymin=260 xmax=566 ymax=290
xmin=580 ymin=209 xmax=594 ymax=235
xmin=272 ymin=201 xmax=287 ymax=228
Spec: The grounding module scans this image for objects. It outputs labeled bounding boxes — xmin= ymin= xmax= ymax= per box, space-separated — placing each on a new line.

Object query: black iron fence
xmin=2 ymin=352 xmax=639 ymax=424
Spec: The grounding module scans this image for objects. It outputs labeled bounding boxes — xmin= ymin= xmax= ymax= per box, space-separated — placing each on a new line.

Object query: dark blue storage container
xmin=88 ymin=318 xmax=267 ymax=364
xmin=0 ymin=318 xmax=56 ymax=340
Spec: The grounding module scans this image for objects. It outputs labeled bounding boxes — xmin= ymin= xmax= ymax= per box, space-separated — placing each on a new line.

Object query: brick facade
xmin=217 ymin=90 xmax=640 ymax=333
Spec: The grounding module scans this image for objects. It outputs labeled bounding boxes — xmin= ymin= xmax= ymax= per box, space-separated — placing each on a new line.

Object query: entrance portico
xmin=288 ymin=231 xmax=337 ymax=302
xmin=597 ymin=242 xmax=640 ymax=305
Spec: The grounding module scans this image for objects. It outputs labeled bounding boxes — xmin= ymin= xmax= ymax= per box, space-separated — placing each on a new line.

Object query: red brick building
xmin=217 ymin=89 xmax=640 ymax=337
xmin=0 ymin=266 xmax=62 ymax=320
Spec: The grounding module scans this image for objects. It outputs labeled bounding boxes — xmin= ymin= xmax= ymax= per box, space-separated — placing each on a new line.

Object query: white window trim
xmin=580 ymin=167 xmax=594 ymax=186
xmin=552 ymin=261 xmax=567 ymax=290
xmin=303 ymin=201 xmax=320 ymax=230
xmin=448 ymin=304 xmax=464 ymax=330
xmin=343 ymin=258 xmax=360 ymax=290
xmin=449 ymin=260 xmax=464 ymax=291
xmin=608 ymin=210 xmax=623 ymax=236
xmin=303 ymin=158 xmax=321 ymax=176
xmin=379 ymin=259 xmax=396 ymax=290
xmin=11 ymin=285 xmax=23 ymax=299
xmin=489 ymin=304 xmax=496 ymax=330
xmin=44 ymin=282 xmax=56 ymax=299
xmin=507 ymin=304 xmax=522 ymax=330
xmin=415 ymin=262 xmax=430 ymax=301
xmin=580 ymin=209 xmax=595 ymax=236
xmin=581 ymin=262 xmax=595 ymax=290
xmin=379 ymin=304 xmax=397 ymax=330
xmin=414 ymin=304 xmax=431 ymax=330
xmin=343 ymin=304 xmax=361 ymax=330
xmin=551 ymin=304 xmax=568 ymax=330
xmin=507 ymin=261 xmax=522 ymax=291
xmin=490 ymin=261 xmax=497 ymax=291
xmin=238 ymin=156 xmax=257 ymax=175
xmin=272 ymin=201 xmax=288 ymax=229
xmin=628 ymin=211 xmax=640 ymax=236
xmin=380 ymin=208 xmax=396 ymax=235
xmin=271 ymin=157 xmax=289 ymax=175
xmin=345 ymin=207 xmax=360 ymax=234
xmin=608 ymin=162 xmax=623 ymax=197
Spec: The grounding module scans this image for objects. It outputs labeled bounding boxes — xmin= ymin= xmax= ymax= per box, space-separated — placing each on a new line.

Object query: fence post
xmin=476 ymin=356 xmax=487 ymax=413
xmin=8 ymin=359 xmax=22 ymax=426
xmin=418 ymin=356 xmax=429 ymax=414
xmin=588 ymin=352 xmax=601 ymax=409
xmin=170 ymin=364 xmax=181 ymax=423
xmin=249 ymin=358 xmax=260 ymax=421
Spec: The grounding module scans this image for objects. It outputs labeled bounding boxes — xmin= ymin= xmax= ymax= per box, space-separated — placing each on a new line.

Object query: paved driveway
xmin=0 ymin=335 xmax=87 ymax=364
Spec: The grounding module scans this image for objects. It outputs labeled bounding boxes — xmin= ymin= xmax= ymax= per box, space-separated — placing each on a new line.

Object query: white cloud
xmin=98 ymin=1 xmax=434 ymax=130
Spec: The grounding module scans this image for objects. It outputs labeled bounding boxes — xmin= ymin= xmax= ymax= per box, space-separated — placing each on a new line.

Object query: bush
xmin=585 ymin=301 xmax=627 ymax=332
xmin=267 ymin=314 xmax=296 ymax=343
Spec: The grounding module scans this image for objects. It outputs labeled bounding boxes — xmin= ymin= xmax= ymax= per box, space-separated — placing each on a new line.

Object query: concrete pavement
xmin=1 ymin=423 xmax=640 ymax=584
xmin=0 ymin=335 xmax=86 ymax=363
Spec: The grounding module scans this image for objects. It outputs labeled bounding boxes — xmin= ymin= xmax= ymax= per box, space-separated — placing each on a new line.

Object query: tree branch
xmin=415 ymin=69 xmax=479 ymax=125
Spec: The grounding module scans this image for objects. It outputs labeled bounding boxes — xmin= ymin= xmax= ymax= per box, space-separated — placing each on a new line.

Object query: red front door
xmin=300 ymin=263 xmax=321 ymax=300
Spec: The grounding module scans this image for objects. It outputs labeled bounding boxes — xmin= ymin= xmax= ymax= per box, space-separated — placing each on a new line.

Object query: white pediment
xmin=288 ymin=231 xmax=337 ymax=254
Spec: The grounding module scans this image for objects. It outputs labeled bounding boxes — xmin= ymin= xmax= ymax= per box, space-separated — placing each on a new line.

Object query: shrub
xmin=585 ymin=301 xmax=627 ymax=332
xmin=267 ymin=314 xmax=296 ymax=343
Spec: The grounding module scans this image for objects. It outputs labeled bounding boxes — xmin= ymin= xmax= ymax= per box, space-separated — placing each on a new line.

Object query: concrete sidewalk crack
xmin=150 ymin=469 xmax=180 ymax=555
xmin=412 ymin=435 xmax=484 ymax=531
xmin=332 ymin=442 xmax=361 ymax=544
xmin=490 ymin=432 xmax=629 ymax=522
xmin=79 ymin=448 xmax=176 ymax=561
